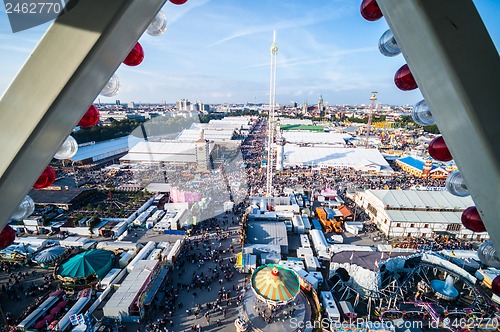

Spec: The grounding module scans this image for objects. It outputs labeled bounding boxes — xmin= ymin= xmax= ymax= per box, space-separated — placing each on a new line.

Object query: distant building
xmin=279 ymin=119 xmax=313 ymax=126
xmin=29 ymin=187 xmax=97 ymax=210
xmin=71 ymin=136 xmax=140 ymax=166
xmin=171 ymin=110 xmax=198 ymax=118
xmin=126 ymin=114 xmax=146 ymax=122
xmin=282 ymin=132 xmax=350 ymax=146
xmin=176 ymin=99 xmax=191 ymax=111
xmin=354 ymin=189 xmax=489 ymax=241
xmin=119 ymin=139 xmax=215 ymax=170
xmin=301 ymin=102 xmax=308 ymax=114
xmin=396 ymin=156 xmax=449 ymax=178
xmin=195 ymin=101 xmax=209 ymax=112
xmin=99 ymin=111 xmax=127 ymax=122
xmin=120 ymin=118 xmax=253 ymax=170
xmin=318 ymin=95 xmax=324 ymax=114
xmin=246 ymin=221 xmax=288 ymax=253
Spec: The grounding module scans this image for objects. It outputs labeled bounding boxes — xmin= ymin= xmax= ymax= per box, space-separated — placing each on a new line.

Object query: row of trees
xmin=73 ymin=118 xmax=143 ymax=144
xmin=74 ymin=110 xmax=262 ymax=144
xmin=73 ymin=116 xmax=201 ymax=143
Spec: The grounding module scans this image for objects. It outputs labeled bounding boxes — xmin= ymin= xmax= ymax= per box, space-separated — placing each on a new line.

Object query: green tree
xmin=88 ymin=216 xmax=101 ymax=235
xmin=423 ymin=124 xmax=440 ymax=134
xmin=73 ymin=118 xmax=143 ymax=144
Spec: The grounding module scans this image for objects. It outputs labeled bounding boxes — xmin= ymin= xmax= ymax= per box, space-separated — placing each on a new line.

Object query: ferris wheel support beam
xmin=0 ymin=0 xmax=167 ymax=228
xmin=377 ymin=0 xmax=500 ymax=250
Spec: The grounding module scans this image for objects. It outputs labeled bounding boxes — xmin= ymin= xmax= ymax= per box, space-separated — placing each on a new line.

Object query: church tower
xmin=422 ymin=158 xmax=432 ymax=177
xmin=318 ymin=95 xmax=324 ymax=114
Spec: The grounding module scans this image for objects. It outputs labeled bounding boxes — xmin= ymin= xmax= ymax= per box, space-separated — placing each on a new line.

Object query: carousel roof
xmin=56 ymin=249 xmax=113 ymax=280
xmin=251 ymin=264 xmax=300 ymax=304
xmin=33 ymin=246 xmax=66 ymax=264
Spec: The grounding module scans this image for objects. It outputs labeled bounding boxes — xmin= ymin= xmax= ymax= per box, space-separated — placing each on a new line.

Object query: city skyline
xmin=0 ymin=0 xmax=499 ymax=106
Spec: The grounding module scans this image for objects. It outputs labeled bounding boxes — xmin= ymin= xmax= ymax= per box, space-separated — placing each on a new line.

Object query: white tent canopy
xmin=283 ymin=145 xmax=393 ymax=172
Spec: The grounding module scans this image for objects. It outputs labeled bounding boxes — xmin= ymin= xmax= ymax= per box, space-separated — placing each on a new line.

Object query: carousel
xmin=56 ymin=249 xmax=113 ymax=290
xmin=251 ymin=264 xmax=300 ymax=305
xmin=240 ymin=264 xmax=313 ymax=332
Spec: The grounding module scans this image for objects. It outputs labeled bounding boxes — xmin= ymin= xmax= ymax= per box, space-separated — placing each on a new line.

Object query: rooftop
xmin=72 ymin=136 xmax=142 ymax=162
xmin=246 ymin=221 xmax=288 ymax=251
xmin=367 ymin=190 xmax=474 ymax=210
xmin=284 ymin=145 xmax=392 ymax=172
xmin=120 ymin=141 xmax=214 ymax=163
xmin=280 ymin=124 xmax=324 ymax=132
xmin=282 ymin=132 xmax=351 ymax=145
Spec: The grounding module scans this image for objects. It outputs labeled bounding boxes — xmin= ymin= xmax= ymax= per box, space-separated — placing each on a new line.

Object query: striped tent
xmin=250 ymin=264 xmax=300 ymax=305
xmin=33 ymin=246 xmax=67 ymax=266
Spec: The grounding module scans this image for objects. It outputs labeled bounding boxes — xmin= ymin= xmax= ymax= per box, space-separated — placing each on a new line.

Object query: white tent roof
xmin=282 ymin=132 xmax=351 ymax=145
xmin=103 ymin=260 xmax=158 ymax=318
xmin=72 ymin=136 xmax=142 ymax=162
xmin=176 ymin=128 xmax=234 ymax=141
xmin=385 ymin=210 xmax=463 ymax=224
xmin=283 ymin=145 xmax=392 ymax=172
xmin=368 ymin=190 xmax=473 ymax=210
xmin=120 ymin=141 xmax=213 ymax=163
xmin=278 ymin=119 xmax=313 ymax=125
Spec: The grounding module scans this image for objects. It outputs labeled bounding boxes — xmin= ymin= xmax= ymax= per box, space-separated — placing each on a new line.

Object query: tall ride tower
xmin=365 ymin=91 xmax=378 ymax=148
xmin=266 ymin=31 xmax=278 ymax=196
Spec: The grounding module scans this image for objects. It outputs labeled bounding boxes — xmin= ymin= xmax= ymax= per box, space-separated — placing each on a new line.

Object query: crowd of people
xmin=57 ymin=166 xmax=136 ymax=189
xmin=2 ymin=116 xmax=480 ymax=332
xmin=392 ymin=235 xmax=474 ymax=251
xmin=137 ymin=210 xmax=246 ymax=332
xmin=55 ymin=116 xmax=448 ymax=234
xmin=0 ymin=264 xmax=57 ymax=328
xmin=253 ymin=300 xmax=297 ymax=324
xmin=239 ymin=119 xmax=446 ymax=198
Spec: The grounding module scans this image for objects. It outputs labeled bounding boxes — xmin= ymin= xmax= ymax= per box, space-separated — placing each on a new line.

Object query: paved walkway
xmin=136 ymin=212 xmax=247 ymax=332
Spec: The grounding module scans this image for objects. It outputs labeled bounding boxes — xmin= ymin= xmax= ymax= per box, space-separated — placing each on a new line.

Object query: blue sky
xmin=0 ymin=0 xmax=499 ymax=106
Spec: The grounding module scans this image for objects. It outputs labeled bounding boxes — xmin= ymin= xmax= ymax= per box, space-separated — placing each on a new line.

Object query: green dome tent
xmin=56 ymin=249 xmax=113 ymax=288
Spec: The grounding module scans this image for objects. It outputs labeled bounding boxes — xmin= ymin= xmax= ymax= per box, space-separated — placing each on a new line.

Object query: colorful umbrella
xmin=251 ymin=264 xmax=300 ymax=305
